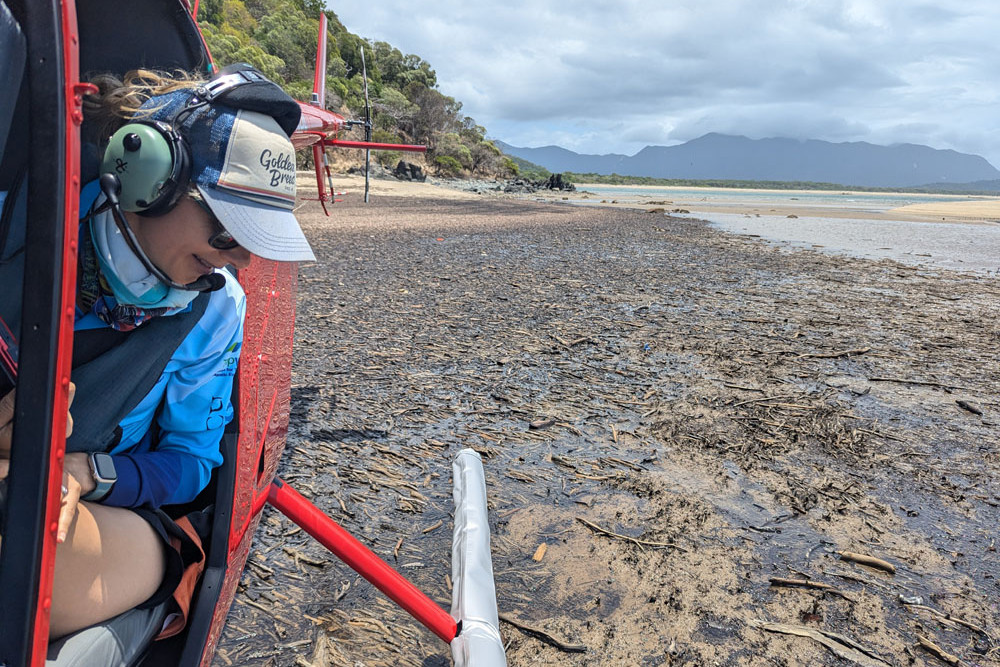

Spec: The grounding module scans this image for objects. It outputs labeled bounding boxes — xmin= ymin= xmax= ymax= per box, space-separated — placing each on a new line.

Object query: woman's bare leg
xmin=49 ymin=501 xmax=166 ymax=639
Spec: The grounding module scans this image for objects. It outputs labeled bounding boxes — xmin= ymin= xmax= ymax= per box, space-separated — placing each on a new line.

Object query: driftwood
xmin=916 ymin=635 xmax=960 ymax=665
xmin=750 ymin=621 xmax=892 ymax=666
xmin=575 ymin=517 xmax=686 ymax=551
xmin=867 ymin=376 xmax=968 ymax=390
xmin=901 ymin=598 xmax=992 ymax=639
xmin=955 ymin=399 xmax=983 ymax=415
xmin=836 ymin=550 xmax=896 ymax=574
xmin=768 ymin=577 xmax=852 ymax=600
xmin=796 ymin=346 xmax=871 ymax=360
xmin=498 ymin=612 xmax=587 ymax=653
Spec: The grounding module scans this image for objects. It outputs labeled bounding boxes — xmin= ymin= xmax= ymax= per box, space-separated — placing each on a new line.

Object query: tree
xmin=200 ymin=22 xmax=285 ymax=82
xmin=196 ymin=0 xmax=506 ymax=178
xmin=434 ymin=132 xmax=473 ymax=170
xmin=405 ymin=84 xmax=462 ymax=144
xmin=253 ymin=4 xmax=318 ymax=83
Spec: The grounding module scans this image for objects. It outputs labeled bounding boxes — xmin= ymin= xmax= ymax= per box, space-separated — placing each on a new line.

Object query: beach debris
xmin=529 ymin=418 xmax=557 ymax=430
xmin=218 ymin=198 xmax=998 ymax=664
xmin=868 ymin=376 xmax=969 ymax=390
xmin=900 ymin=597 xmax=992 ymax=638
xmin=835 ymin=550 xmax=896 ymax=575
xmin=294 ymin=634 xmax=330 ymax=667
xmin=575 ymin=517 xmax=685 ymax=551
xmin=768 ymin=577 xmax=851 ymax=600
xmin=955 ymin=399 xmax=983 ymax=415
xmin=916 ymin=635 xmax=961 ymax=665
xmin=532 ymin=543 xmax=548 ymax=562
xmin=422 ymin=519 xmax=443 ymax=534
xmin=795 ymin=346 xmax=871 ymax=360
xmin=750 ymin=621 xmax=892 ymax=666
xmin=498 ymin=612 xmax=587 ymax=653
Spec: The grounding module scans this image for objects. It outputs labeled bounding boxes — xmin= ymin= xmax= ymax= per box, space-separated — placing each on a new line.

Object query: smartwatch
xmin=82 ymin=452 xmax=117 ymax=502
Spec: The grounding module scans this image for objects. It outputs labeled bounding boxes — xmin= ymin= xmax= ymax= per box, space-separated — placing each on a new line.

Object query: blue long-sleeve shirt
xmin=75 ymin=183 xmax=245 ymax=507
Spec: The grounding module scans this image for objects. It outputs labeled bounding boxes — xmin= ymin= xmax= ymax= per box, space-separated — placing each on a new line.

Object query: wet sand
xmin=569 ymin=183 xmax=1000 ymax=225
xmin=215 ymin=180 xmax=1000 ymax=666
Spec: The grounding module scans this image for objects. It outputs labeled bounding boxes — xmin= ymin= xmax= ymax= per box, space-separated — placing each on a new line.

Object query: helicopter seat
xmin=45 ymin=601 xmax=170 ymax=667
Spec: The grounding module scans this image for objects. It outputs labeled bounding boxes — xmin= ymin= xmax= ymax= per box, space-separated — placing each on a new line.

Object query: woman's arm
xmin=103 ymin=273 xmax=245 ymax=508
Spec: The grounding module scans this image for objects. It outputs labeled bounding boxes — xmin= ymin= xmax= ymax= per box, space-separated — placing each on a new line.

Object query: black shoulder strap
xmin=66 ymin=291 xmax=211 ymax=453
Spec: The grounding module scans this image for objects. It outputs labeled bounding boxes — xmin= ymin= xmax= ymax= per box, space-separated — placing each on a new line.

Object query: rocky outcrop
xmin=502 ymin=178 xmax=538 ymax=194
xmin=393 ymin=161 xmax=426 ymax=182
xmin=541 ymin=173 xmax=576 ymax=191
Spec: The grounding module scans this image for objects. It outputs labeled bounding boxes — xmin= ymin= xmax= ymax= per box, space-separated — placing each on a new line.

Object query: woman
xmin=1 ymin=66 xmax=314 ymax=639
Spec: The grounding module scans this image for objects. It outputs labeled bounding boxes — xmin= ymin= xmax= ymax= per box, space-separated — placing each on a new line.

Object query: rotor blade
xmin=324 ymin=139 xmax=425 ymax=152
xmin=312 ymin=13 xmax=328 ymax=108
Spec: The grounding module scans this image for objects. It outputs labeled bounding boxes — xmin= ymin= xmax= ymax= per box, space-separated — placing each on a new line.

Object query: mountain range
xmin=496 ymin=133 xmax=1000 ymax=190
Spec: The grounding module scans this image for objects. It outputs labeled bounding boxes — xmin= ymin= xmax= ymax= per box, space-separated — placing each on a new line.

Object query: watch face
xmin=92 ymin=453 xmax=117 ymax=481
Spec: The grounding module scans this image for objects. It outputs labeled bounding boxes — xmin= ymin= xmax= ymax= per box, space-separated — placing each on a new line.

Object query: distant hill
xmin=496 ymin=134 xmax=1000 ymax=190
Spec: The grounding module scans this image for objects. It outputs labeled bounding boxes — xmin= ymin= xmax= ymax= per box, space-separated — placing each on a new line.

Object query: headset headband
xmin=99 ymin=64 xmax=300 ymax=215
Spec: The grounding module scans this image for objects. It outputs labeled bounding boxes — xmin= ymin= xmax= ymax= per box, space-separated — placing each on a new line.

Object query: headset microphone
xmin=98 ymin=174 xmax=225 ymax=293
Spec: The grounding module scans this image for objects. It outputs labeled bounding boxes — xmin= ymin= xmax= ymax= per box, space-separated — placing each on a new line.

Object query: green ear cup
xmin=100 ymin=122 xmax=176 ymax=212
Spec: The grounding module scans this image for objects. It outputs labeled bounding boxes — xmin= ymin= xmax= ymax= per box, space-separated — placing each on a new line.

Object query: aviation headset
xmin=100 ymin=118 xmax=191 ymax=216
xmin=98 ymin=63 xmax=301 ymax=215
xmin=92 ymin=64 xmax=301 ymax=291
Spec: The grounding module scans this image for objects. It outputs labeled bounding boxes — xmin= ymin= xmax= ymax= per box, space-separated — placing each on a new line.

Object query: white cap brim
xmin=198 ymin=184 xmax=315 ymax=262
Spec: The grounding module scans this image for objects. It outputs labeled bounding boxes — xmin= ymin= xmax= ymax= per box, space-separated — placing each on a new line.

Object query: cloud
xmin=333 ymin=0 xmax=1000 ymax=166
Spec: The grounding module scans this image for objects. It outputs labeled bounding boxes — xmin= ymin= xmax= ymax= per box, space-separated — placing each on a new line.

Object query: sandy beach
xmin=567 ymin=183 xmax=1000 ymax=225
xmin=215 ymin=178 xmax=1000 ymax=666
xmin=299 ymin=174 xmax=1000 ymax=224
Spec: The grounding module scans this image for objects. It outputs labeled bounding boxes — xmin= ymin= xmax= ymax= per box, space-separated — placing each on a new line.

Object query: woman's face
xmin=128 ymin=196 xmax=253 ymax=285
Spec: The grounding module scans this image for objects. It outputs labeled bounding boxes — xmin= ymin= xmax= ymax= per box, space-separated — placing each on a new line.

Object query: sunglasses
xmin=191 ymin=195 xmax=240 ymax=250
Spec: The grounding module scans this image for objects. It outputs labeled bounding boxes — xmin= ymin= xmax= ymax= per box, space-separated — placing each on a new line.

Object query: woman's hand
xmin=59 ymin=452 xmax=95 ymax=542
xmin=1 ymin=384 xmax=80 ymax=540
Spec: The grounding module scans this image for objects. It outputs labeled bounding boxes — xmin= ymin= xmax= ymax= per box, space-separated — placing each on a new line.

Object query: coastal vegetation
xmin=560 ymin=172 xmax=1000 ymax=195
xmin=503 ymin=154 xmax=552 ymax=181
xmin=196 ymin=0 xmax=514 ymax=178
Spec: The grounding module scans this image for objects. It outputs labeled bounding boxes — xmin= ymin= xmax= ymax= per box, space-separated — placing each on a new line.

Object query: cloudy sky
xmin=332 ymin=1 xmax=1000 ymax=168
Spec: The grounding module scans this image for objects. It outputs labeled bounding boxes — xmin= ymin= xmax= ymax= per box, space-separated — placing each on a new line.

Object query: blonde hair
xmin=83 ymin=68 xmax=206 ymax=141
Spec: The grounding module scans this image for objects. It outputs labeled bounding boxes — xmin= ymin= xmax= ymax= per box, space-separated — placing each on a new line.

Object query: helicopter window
xmin=0 ymin=0 xmax=25 ymax=563
xmin=0 ymin=0 xmax=26 ymax=402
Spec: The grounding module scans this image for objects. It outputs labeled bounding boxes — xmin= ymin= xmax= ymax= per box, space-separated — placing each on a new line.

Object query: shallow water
xmin=578 ymin=185 xmax=966 ymax=211
xmin=576 ymin=185 xmax=1000 ymax=273
xmin=699 ymin=212 xmax=1000 ymax=274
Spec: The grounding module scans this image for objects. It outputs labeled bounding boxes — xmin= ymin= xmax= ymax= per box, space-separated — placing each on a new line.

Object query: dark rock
xmin=394 ymin=160 xmax=426 ymax=182
xmin=502 ymin=178 xmax=538 ymax=194
xmin=541 ymin=173 xmax=576 ymax=191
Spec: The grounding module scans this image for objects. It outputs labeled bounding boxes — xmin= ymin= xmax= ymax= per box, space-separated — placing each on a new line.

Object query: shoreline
xmin=297 ymin=173 xmax=1000 ymax=273
xmin=297 ymin=172 xmax=1000 ymax=225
